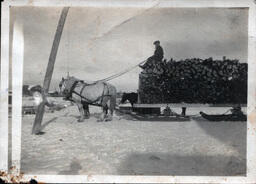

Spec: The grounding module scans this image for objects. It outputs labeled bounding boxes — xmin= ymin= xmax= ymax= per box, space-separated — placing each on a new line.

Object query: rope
xmin=95 ymin=60 xmax=146 ymax=82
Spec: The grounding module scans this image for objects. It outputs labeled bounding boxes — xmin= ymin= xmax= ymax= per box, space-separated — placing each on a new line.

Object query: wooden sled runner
xmin=200 ymin=111 xmax=247 ymax=121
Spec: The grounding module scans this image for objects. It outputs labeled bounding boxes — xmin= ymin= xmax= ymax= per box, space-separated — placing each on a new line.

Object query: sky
xmin=10 ymin=7 xmax=248 ymax=92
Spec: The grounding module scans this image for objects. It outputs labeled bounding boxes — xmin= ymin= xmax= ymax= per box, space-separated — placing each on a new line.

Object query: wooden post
xmin=32 ymin=7 xmax=69 ymax=134
xmin=137 ymin=74 xmax=142 ymax=104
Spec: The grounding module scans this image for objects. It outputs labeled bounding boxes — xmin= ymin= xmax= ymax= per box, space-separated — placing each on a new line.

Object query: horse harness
xmin=65 ymin=80 xmax=111 ymax=106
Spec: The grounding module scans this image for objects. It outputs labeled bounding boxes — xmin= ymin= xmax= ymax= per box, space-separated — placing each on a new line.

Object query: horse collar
xmin=66 ymin=80 xmax=79 ymax=99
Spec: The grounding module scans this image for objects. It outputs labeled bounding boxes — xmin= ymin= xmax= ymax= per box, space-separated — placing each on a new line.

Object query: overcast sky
xmin=10 ymin=7 xmax=248 ymax=92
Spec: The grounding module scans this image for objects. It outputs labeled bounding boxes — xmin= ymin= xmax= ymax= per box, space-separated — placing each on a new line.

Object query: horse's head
xmin=120 ymin=93 xmax=128 ymax=104
xmin=120 ymin=92 xmax=138 ymax=106
xmin=59 ymin=77 xmax=68 ymax=95
xmin=59 ymin=76 xmax=79 ymax=96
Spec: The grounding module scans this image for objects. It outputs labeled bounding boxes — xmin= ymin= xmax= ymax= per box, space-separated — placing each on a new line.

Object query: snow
xmin=20 ymin=105 xmax=246 ymax=175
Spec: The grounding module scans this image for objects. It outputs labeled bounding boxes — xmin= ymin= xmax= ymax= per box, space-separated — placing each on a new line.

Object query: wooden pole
xmin=32 ymin=7 xmax=69 ymax=134
xmin=137 ymin=74 xmax=142 ymax=104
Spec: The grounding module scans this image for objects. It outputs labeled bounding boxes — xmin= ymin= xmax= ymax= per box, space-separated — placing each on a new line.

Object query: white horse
xmin=59 ymin=76 xmax=117 ymax=122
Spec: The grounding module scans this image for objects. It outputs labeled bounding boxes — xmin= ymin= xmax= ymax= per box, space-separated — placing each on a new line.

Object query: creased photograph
xmin=1 ymin=0 xmax=256 ymax=183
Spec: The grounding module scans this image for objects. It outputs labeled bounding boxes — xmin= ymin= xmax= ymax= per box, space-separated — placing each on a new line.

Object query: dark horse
xmin=120 ymin=92 xmax=138 ymax=107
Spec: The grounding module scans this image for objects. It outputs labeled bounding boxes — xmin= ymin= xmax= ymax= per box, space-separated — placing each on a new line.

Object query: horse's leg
xmin=98 ymin=97 xmax=107 ymax=121
xmin=105 ymin=99 xmax=113 ymax=121
xmin=99 ymin=104 xmax=108 ymax=122
xmin=99 ymin=96 xmax=112 ymax=122
xmin=109 ymin=96 xmax=116 ymax=115
xmin=76 ymin=103 xmax=85 ymax=122
xmin=105 ymin=95 xmax=115 ymax=121
xmin=104 ymin=105 xmax=108 ymax=118
xmin=108 ymin=85 xmax=117 ymax=120
xmin=82 ymin=102 xmax=90 ymax=119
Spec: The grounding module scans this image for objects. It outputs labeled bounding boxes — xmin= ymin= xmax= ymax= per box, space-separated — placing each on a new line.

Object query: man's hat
xmin=153 ymin=40 xmax=160 ymax=45
xmin=29 ymin=85 xmax=43 ymax=93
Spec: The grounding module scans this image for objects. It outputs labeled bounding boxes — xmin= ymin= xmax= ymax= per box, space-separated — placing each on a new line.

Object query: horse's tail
xmin=109 ymin=85 xmax=117 ymax=113
xmin=111 ymin=95 xmax=116 ymax=110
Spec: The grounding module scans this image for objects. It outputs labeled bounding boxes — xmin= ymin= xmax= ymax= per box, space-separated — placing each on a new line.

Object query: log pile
xmin=139 ymin=57 xmax=247 ymax=104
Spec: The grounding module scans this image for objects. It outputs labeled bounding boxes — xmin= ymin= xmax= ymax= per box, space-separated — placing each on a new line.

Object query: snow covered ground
xmin=20 ymin=104 xmax=246 ymax=176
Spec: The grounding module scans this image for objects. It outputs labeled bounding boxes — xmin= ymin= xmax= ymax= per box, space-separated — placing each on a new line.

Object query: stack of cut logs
xmin=139 ymin=57 xmax=247 ymax=104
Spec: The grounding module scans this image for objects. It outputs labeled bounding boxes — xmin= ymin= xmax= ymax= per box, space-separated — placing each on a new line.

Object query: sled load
xmin=138 ymin=57 xmax=247 ymax=104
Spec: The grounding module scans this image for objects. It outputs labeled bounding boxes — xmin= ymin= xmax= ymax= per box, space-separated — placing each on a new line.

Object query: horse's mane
xmin=69 ymin=76 xmax=96 ymax=85
xmin=62 ymin=77 xmax=80 ymax=95
xmin=63 ymin=76 xmax=97 ymax=93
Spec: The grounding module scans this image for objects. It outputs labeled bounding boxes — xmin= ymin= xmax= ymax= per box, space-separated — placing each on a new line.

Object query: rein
xmin=95 ymin=60 xmax=146 ymax=82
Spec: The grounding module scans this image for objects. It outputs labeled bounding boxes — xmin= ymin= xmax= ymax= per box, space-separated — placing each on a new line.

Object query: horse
xmin=59 ymin=76 xmax=117 ymax=122
xmin=120 ymin=92 xmax=138 ymax=108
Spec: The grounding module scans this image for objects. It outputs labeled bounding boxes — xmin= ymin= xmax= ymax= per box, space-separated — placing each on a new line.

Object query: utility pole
xmin=32 ymin=7 xmax=69 ymax=134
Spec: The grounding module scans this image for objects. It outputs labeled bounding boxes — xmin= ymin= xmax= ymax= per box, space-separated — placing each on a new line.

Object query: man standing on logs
xmin=140 ymin=40 xmax=164 ymax=69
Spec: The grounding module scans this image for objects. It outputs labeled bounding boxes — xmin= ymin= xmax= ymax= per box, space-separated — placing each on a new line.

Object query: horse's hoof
xmin=77 ymin=119 xmax=84 ymax=122
xmin=102 ymin=117 xmax=112 ymax=122
xmin=84 ymin=116 xmax=90 ymax=119
xmin=105 ymin=116 xmax=113 ymax=121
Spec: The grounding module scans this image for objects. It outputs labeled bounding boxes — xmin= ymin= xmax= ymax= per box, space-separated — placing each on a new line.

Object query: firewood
xmin=139 ymin=57 xmax=247 ymax=104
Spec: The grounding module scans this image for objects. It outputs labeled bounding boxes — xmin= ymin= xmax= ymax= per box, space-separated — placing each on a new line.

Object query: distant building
xmin=23 ymin=85 xmax=31 ymax=96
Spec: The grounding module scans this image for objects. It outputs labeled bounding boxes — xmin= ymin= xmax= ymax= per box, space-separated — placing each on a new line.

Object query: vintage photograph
xmin=10 ymin=6 xmax=248 ymax=176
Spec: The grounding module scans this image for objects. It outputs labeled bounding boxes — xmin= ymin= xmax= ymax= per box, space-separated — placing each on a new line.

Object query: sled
xmin=200 ymin=112 xmax=247 ymax=121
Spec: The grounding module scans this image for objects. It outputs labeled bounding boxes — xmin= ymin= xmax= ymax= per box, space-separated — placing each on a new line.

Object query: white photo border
xmin=1 ymin=0 xmax=255 ymax=183
xmin=0 ymin=0 xmax=10 ymax=173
